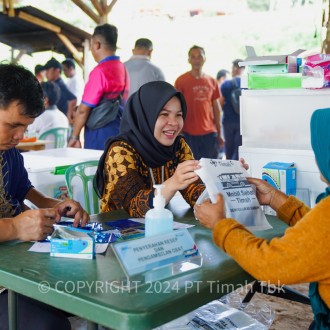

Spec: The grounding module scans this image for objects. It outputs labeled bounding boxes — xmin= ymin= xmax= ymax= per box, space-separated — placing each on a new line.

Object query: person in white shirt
xmin=124 ymin=38 xmax=165 ymax=97
xmin=61 ymin=58 xmax=84 ymax=105
xmin=28 ymin=81 xmax=69 ymax=148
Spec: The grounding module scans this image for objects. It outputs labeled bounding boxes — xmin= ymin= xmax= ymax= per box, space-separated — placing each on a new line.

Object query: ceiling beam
xmin=56 ymin=33 xmax=83 ymax=65
xmin=18 ymin=11 xmax=61 ymax=33
xmin=106 ymin=0 xmax=117 ymax=16
xmin=100 ymin=0 xmax=107 ymax=12
xmin=11 ymin=49 xmax=27 ymax=64
xmin=91 ymin=0 xmax=103 ymax=16
xmin=3 ymin=30 xmax=54 ymax=38
xmin=3 ymin=0 xmax=15 ymax=16
xmin=18 ymin=11 xmax=85 ymax=62
xmin=71 ymin=0 xmax=100 ymax=24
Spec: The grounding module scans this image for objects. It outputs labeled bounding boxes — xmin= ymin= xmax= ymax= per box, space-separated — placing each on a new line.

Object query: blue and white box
xmin=262 ymin=162 xmax=296 ymax=216
xmin=262 ymin=162 xmax=296 ymax=195
xmin=50 ymin=226 xmax=95 ymax=259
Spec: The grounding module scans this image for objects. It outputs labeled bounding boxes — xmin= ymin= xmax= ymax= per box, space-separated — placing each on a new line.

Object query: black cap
xmin=34 ymin=64 xmax=45 ymax=74
xmin=43 ymin=57 xmax=62 ymax=70
xmin=216 ymin=69 xmax=229 ymax=80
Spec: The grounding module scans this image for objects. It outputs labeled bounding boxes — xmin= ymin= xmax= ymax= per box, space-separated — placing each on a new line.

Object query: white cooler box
xmin=22 ymin=148 xmax=103 ymax=203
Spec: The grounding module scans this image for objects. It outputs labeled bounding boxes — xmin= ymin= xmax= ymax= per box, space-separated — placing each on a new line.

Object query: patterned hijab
xmin=94 ymin=81 xmax=187 ymax=197
xmin=310 ymin=107 xmax=330 ymax=203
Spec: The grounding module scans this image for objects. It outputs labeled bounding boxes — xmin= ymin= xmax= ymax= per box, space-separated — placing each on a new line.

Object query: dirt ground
xmin=234 ymin=282 xmax=314 ymax=330
xmin=266 ymin=284 xmax=313 ymax=330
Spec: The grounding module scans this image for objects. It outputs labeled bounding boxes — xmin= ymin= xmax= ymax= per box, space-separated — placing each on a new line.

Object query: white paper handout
xmin=195 ymin=159 xmax=272 ymax=231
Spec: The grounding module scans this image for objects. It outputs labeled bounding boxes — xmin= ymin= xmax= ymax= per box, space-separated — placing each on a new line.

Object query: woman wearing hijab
xmin=194 ymin=107 xmax=330 ymax=330
xmin=94 ymin=81 xmax=205 ymax=217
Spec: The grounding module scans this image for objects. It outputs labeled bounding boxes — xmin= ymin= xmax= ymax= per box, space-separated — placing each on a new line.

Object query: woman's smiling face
xmin=153 ymin=96 xmax=184 ymax=146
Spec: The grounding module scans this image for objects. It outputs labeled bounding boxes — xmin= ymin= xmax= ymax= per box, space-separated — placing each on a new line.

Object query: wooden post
xmin=322 ymin=0 xmax=330 ymax=54
xmin=2 ymin=0 xmax=15 ymax=16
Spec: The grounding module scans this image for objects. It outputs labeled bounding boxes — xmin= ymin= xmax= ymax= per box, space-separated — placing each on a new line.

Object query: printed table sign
xmin=112 ymin=229 xmax=200 ymax=277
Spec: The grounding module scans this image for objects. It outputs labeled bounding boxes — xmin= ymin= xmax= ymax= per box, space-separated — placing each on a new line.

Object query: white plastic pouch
xmin=154 ymin=300 xmax=269 ymax=330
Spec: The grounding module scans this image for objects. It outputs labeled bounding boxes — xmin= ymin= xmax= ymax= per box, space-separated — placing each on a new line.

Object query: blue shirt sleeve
xmin=1 ymin=149 xmax=33 ymax=215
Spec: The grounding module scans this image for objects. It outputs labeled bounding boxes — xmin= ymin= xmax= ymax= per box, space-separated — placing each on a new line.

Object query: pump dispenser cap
xmin=153 ymin=184 xmax=165 ymax=209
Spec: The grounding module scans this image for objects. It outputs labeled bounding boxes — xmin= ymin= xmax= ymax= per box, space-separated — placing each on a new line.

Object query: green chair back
xmin=39 ymin=127 xmax=69 ymax=148
xmin=65 ymin=160 xmax=100 ymax=215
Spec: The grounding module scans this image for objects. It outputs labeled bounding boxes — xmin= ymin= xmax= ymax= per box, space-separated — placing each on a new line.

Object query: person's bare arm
xmin=25 ymin=188 xmax=89 ymax=227
xmin=25 ymin=187 xmax=60 ymax=209
xmin=219 ymin=94 xmax=225 ymax=108
xmin=67 ymin=102 xmax=77 ymax=125
xmin=68 ymin=103 xmax=91 ymax=148
xmin=212 ymin=98 xmax=224 ymax=147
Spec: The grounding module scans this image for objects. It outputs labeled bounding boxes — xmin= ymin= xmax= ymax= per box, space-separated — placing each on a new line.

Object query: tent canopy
xmin=0 ymin=5 xmax=91 ymax=62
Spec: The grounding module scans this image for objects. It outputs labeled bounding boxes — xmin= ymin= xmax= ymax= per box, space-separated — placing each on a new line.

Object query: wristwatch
xmin=70 ymin=135 xmax=79 ymax=141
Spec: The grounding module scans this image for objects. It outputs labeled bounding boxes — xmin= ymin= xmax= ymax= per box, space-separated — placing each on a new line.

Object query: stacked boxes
xmin=247 ymin=73 xmax=301 ymax=89
xmin=239 ymin=46 xmax=305 ymax=89
xmin=247 ymin=64 xmax=289 ymax=74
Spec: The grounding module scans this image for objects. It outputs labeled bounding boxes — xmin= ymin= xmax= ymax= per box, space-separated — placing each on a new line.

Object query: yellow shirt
xmin=213 ymin=195 xmax=330 ymax=308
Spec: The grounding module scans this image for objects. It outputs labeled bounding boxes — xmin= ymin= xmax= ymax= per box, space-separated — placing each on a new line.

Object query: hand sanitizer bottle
xmin=145 ymin=184 xmax=173 ymax=237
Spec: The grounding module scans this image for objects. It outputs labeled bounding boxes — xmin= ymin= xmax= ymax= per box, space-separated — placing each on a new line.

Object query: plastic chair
xmin=65 ymin=160 xmax=100 ymax=215
xmin=39 ymin=127 xmax=69 ymax=148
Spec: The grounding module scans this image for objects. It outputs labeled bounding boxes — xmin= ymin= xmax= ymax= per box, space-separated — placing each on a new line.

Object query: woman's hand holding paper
xmin=239 ymin=158 xmax=249 ymax=171
xmin=167 ymin=160 xmax=200 ymax=191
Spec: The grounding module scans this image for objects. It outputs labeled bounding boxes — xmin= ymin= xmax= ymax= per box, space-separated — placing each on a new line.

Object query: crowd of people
xmin=1 ymin=22 xmax=327 ymax=330
xmin=31 ymin=22 xmax=245 ymax=158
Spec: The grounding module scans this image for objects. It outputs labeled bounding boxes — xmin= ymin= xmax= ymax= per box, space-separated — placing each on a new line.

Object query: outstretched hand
xmin=247 ymin=177 xmax=288 ymax=211
xmin=54 ymin=199 xmax=89 ymax=227
xmin=247 ymin=177 xmax=277 ymax=205
xmin=194 ymin=193 xmax=226 ymax=229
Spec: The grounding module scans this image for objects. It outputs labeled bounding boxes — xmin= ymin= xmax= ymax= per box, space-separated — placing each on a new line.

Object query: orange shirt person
xmin=175 ymin=45 xmax=224 ymax=160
